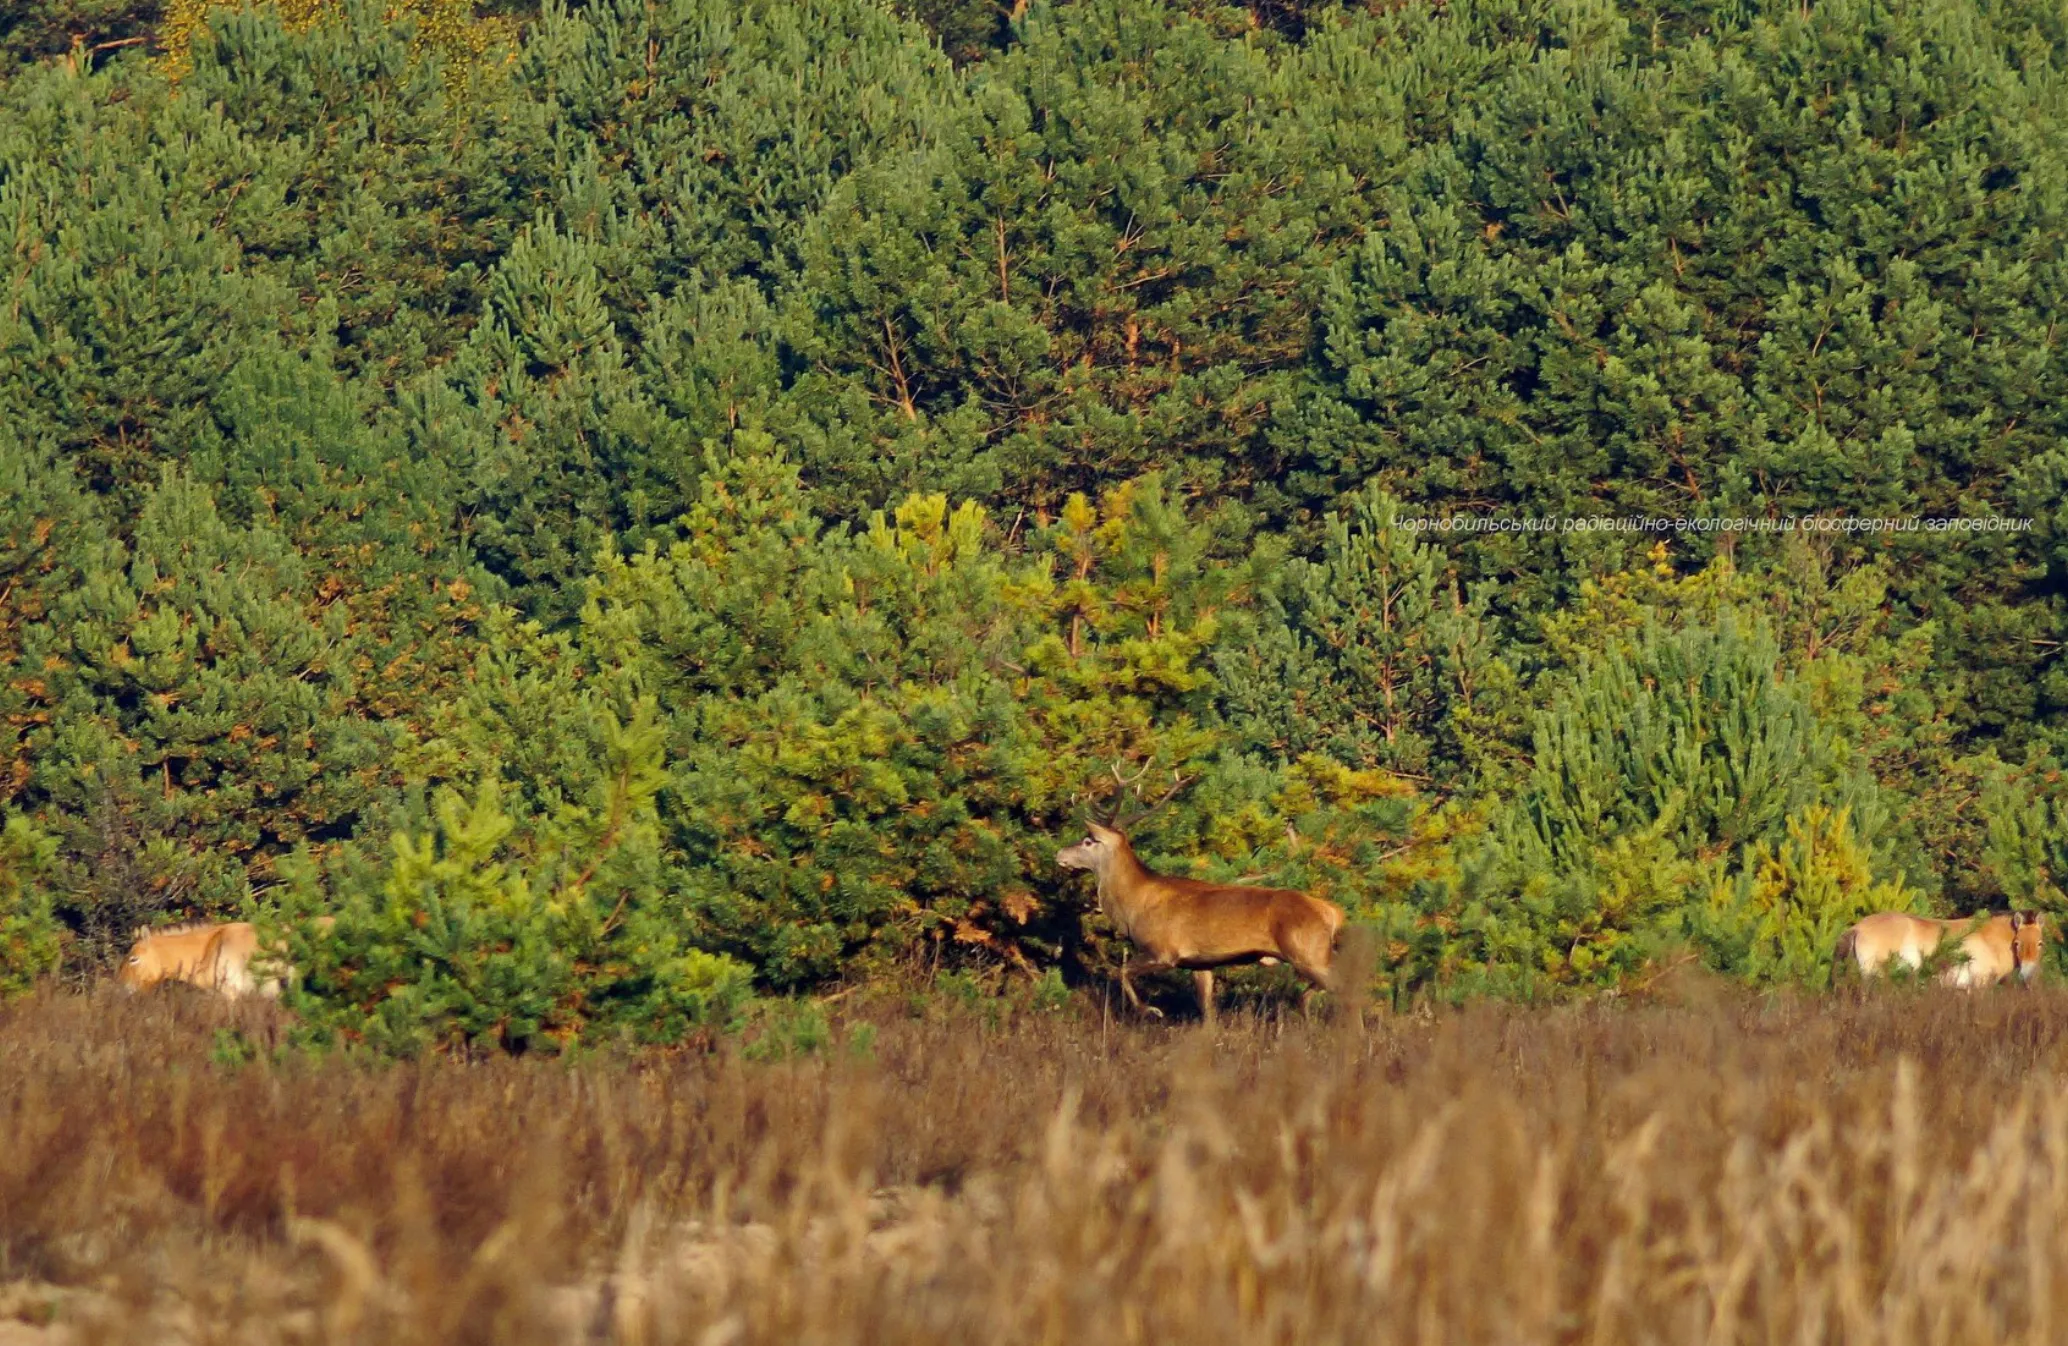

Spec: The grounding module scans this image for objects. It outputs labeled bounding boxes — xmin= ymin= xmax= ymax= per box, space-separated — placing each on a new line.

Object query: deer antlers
xmin=1097 ymin=758 xmax=1196 ymax=834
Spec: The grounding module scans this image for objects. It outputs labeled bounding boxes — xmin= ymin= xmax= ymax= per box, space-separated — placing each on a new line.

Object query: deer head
xmin=2011 ymin=910 xmax=2046 ymax=982
xmin=1056 ymin=820 xmax=1125 ymax=874
xmin=1056 ymin=760 xmax=1195 ymax=884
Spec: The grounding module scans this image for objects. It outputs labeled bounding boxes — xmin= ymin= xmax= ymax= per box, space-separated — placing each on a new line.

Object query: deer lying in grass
xmin=1834 ymin=910 xmax=2045 ymax=989
xmin=1055 ymin=821 xmax=1345 ymax=1025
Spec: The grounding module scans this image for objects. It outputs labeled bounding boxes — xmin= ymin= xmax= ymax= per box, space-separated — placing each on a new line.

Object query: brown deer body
xmin=1056 ymin=822 xmax=1344 ymax=1025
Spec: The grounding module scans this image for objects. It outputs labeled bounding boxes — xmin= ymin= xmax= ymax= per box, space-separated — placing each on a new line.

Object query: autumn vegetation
xmin=5 ymin=984 xmax=2068 ymax=1343
xmin=6 ymin=0 xmax=2068 ymax=1337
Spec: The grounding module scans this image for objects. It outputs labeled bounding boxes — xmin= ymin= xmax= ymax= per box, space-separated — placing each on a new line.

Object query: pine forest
xmin=3 ymin=0 xmax=2068 ymax=1051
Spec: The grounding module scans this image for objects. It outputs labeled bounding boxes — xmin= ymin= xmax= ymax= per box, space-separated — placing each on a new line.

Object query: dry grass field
xmin=6 ymin=978 xmax=2068 ymax=1345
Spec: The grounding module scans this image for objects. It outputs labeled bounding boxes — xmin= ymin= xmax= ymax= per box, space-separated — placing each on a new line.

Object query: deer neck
xmin=1094 ymin=845 xmax=1159 ymax=932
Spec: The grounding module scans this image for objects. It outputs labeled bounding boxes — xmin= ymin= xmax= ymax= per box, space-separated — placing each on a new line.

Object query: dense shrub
xmin=0 ymin=815 xmax=64 ymax=996
xmin=1693 ymin=804 xmax=1913 ymax=988
xmin=1390 ymin=612 xmax=1907 ymax=996
xmin=276 ymin=702 xmax=756 ymax=1055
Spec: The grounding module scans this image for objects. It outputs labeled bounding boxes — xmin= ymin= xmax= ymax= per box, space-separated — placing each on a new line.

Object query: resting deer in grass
xmin=1055 ymin=768 xmax=1345 ymax=1025
xmin=1834 ymin=910 xmax=2045 ymax=989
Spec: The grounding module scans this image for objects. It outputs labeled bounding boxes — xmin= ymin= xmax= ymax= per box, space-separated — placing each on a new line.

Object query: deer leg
xmin=1194 ymin=970 xmax=1216 ymax=1028
xmin=1119 ymin=954 xmax=1173 ymax=1019
xmin=1116 ymin=964 xmax=1158 ymax=1017
xmin=1293 ymin=957 xmax=1333 ymax=1018
xmin=1119 ymin=974 xmax=1154 ymax=1016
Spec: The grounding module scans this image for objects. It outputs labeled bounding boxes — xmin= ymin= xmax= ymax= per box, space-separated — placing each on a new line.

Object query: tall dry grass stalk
xmin=5 ymin=985 xmax=2068 ymax=1344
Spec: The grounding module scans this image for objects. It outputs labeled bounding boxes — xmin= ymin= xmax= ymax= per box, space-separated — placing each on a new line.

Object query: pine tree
xmin=1518 ymin=612 xmax=1880 ymax=870
xmin=3 ymin=0 xmax=159 ymax=69
xmin=568 ymin=452 xmax=1276 ymax=985
xmin=1405 ymin=608 xmax=1897 ymax=994
xmin=1217 ymin=485 xmax=1516 ymax=786
xmin=1693 ymin=804 xmax=1912 ymax=988
xmin=0 ymin=815 xmax=63 ymax=996
xmin=1299 ymin=0 xmax=2068 ymax=744
xmin=281 ymin=691 xmax=755 ymax=1055
xmin=15 ymin=471 xmax=397 ymax=952
xmin=1980 ymin=769 xmax=2068 ymax=910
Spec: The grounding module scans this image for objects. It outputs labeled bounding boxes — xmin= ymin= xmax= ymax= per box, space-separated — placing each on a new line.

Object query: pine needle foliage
xmin=6 ymin=0 xmax=2068 ymax=1031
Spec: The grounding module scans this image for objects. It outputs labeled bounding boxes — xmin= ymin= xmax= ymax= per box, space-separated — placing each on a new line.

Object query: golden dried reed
xmin=4 ymin=984 xmax=2068 ymax=1344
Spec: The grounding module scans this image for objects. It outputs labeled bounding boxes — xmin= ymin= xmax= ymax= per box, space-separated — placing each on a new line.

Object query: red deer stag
xmin=1055 ymin=782 xmax=1345 ymax=1024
